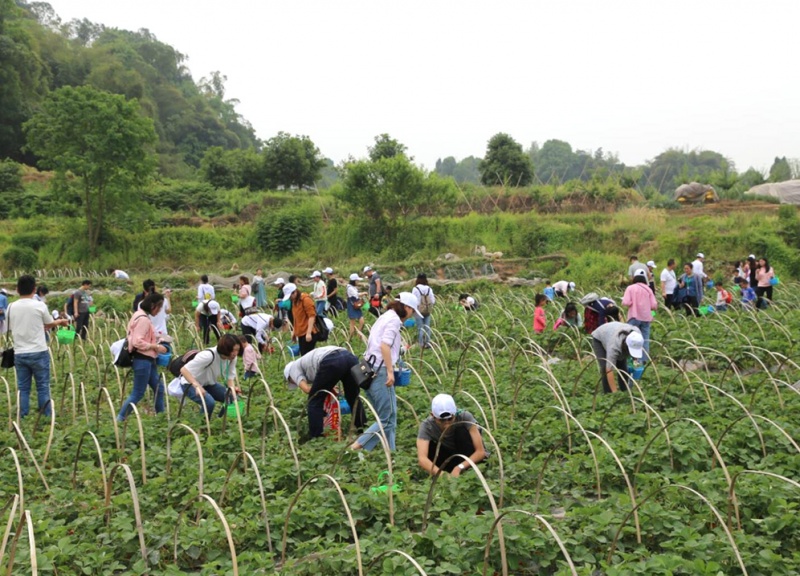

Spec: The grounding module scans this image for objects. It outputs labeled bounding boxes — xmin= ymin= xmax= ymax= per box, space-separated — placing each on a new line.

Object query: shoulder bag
xmin=350 ymin=354 xmax=378 ymax=390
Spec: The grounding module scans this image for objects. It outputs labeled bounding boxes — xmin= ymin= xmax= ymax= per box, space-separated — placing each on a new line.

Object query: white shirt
xmin=148 ymin=297 xmax=170 ymax=337
xmin=365 ymin=310 xmax=402 ymax=368
xmin=311 ymin=279 xmax=326 ymax=301
xmin=346 ymin=284 xmax=359 ymax=299
xmin=113 ymin=270 xmax=130 ymax=280
xmin=197 ymin=283 xmax=216 ymax=301
xmin=412 ymin=284 xmax=436 ymax=305
xmin=692 ymin=259 xmax=706 ymax=279
xmin=9 ymin=299 xmax=53 ymax=354
xmin=241 ymin=313 xmax=273 ymax=344
xmin=181 ymin=348 xmax=236 ymax=386
xmin=660 ymin=268 xmax=677 ymax=295
xmin=553 ymin=281 xmax=569 ymax=294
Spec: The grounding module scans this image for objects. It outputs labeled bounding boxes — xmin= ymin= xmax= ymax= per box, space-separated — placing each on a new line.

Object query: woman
xmin=195 ymin=300 xmax=222 ymax=345
xmin=238 ymin=275 xmax=251 ymax=301
xmin=747 ymin=255 xmax=758 ymax=289
xmin=284 ymin=283 xmax=319 ymax=356
xmin=117 ymin=293 xmax=167 ymax=421
xmin=621 ymin=269 xmax=658 ymax=359
xmin=351 ymin=292 xmax=420 ymax=453
xmin=346 ymin=273 xmax=366 ymax=341
xmin=197 ymin=274 xmax=215 ymax=302
xmin=238 ymin=275 xmax=256 ymax=315
xmin=180 ymin=333 xmax=240 ymax=416
xmin=412 ymin=273 xmax=436 ymax=349
xmin=252 ymin=269 xmax=267 ymax=308
xmin=677 ymin=262 xmax=700 ymax=317
xmin=755 ymin=257 xmax=775 ymax=307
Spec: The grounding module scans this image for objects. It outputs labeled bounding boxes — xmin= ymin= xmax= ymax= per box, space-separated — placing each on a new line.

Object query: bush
xmin=4 ymin=245 xmax=39 ymax=270
xmin=12 ymin=230 xmax=51 ymax=251
xmin=255 ymin=202 xmax=321 ymax=256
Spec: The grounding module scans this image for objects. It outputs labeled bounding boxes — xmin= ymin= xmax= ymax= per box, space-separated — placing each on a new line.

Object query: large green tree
xmin=24 ymin=85 xmax=156 ymax=257
xmin=368 ymin=133 xmax=408 ymax=162
xmin=262 ymin=132 xmax=325 ymax=190
xmin=769 ymin=157 xmax=792 ymax=183
xmin=479 ymin=133 xmax=533 ymax=186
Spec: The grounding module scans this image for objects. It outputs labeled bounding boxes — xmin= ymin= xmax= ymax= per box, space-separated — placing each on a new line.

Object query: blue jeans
xmin=307 ymin=350 xmax=365 ymax=438
xmin=355 ymin=367 xmax=396 ymax=451
xmin=186 ymin=382 xmax=228 ymax=415
xmin=418 ymin=314 xmax=432 ymax=348
xmin=15 ymin=350 xmax=52 ymax=417
xmin=315 ymin=300 xmax=327 ymax=317
xmin=117 ymin=357 xmax=165 ymax=421
xmin=627 ymin=319 xmax=651 ymax=360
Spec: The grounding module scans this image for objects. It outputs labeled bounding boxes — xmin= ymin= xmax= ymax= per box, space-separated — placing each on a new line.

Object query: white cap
xmin=397 ymin=291 xmax=421 ymax=317
xmin=51 ymin=310 xmax=60 ymax=319
xmin=748 ymin=254 xmax=755 ymax=259
xmin=568 ymin=282 xmax=575 ymax=290
xmin=0 ymin=289 xmax=7 ymax=295
xmin=697 ymin=252 xmax=705 ymax=258
xmin=625 ymin=331 xmax=644 ymax=359
xmin=634 ymin=269 xmax=647 ymax=278
xmin=431 ymin=393 xmax=457 ymax=419
xmin=284 ymin=361 xmax=298 ymax=390
xmin=646 ymin=260 xmax=656 ymax=268
xmin=363 ymin=266 xmax=372 ymax=273
xmin=281 ymin=283 xmax=297 ymax=301
xmin=272 ymin=277 xmax=285 ymax=285
xmin=323 ymin=267 xmax=334 ymax=274
xmin=207 ymin=301 xmax=221 ymax=315
xmin=349 ymin=273 xmax=362 ymax=282
xmin=310 ymin=270 xmax=321 ymax=278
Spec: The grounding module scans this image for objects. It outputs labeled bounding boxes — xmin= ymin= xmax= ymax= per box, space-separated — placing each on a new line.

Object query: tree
xmin=262 ymin=132 xmax=325 ymax=190
xmin=24 ymin=85 xmax=156 ymax=257
xmin=535 ymin=139 xmax=576 ymax=183
xmin=768 ymin=157 xmax=792 ymax=183
xmin=479 ymin=133 xmax=532 ymax=186
xmin=368 ymin=133 xmax=408 ymax=162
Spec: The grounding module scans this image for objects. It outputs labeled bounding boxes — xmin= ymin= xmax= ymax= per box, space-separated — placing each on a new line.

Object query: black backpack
xmin=168 ymin=349 xmax=202 ymax=378
xmin=313 ymin=316 xmax=329 ymax=342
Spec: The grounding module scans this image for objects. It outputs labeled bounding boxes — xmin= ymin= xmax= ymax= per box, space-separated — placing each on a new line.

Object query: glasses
xmin=437 ymin=413 xmax=454 ymax=421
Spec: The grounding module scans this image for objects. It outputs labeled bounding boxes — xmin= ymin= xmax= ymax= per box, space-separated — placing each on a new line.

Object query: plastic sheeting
xmin=674 ymin=182 xmax=719 ymax=203
xmin=747 ymin=179 xmax=800 ymax=204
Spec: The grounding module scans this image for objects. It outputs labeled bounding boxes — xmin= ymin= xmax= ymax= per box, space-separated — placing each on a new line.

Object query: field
xmin=0 ymin=278 xmax=799 ymax=575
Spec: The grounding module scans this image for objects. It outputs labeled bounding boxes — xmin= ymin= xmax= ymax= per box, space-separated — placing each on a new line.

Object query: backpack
xmin=169 ymin=349 xmax=202 ymax=378
xmin=313 ymin=315 xmax=329 ymax=342
xmin=723 ymin=290 xmax=732 ymax=304
xmin=417 ymin=288 xmax=433 ymax=316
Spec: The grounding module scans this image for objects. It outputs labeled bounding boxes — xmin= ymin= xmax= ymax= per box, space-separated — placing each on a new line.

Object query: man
xmin=364 ymin=266 xmax=383 ymax=317
xmin=660 ymin=259 xmax=678 ymax=309
xmin=284 ymin=345 xmax=366 ymax=438
xmin=72 ymin=279 xmax=93 ymax=340
xmin=132 ymin=279 xmax=155 ymax=312
xmin=591 ymin=322 xmax=644 ymax=393
xmin=627 ymin=256 xmax=648 ymax=280
xmin=692 ymin=253 xmax=707 ymax=280
xmin=416 ymin=393 xmax=488 ymax=477
xmin=8 ymin=275 xmax=69 ymax=416
xmin=324 ymin=267 xmax=342 ymax=316
xmin=241 ymin=312 xmax=283 ymax=351
xmin=621 ymin=269 xmax=658 ymax=360
xmin=552 ymin=280 xmax=575 ymax=298
xmin=645 ymin=261 xmax=657 ymax=292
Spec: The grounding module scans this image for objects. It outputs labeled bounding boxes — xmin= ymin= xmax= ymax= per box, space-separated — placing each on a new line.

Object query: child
xmin=533 ymin=293 xmax=548 ymax=333
xmin=543 ymin=281 xmax=556 ymax=302
xmin=714 ymin=283 xmax=732 ymax=312
xmin=459 ymin=294 xmax=477 ymax=311
xmin=554 ymin=302 xmax=583 ymax=330
xmin=238 ymin=335 xmax=261 ymax=380
xmin=735 ymin=277 xmax=756 ymax=310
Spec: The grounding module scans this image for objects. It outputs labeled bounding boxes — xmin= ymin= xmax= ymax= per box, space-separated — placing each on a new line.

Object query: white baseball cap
xmin=310 ymin=270 xmax=321 ymax=278
xmin=284 ymin=361 xmax=298 ymax=390
xmin=363 ymin=266 xmax=372 ymax=273
xmin=431 ymin=394 xmax=457 ymax=419
xmin=397 ymin=291 xmax=421 ymax=317
xmin=646 ymin=260 xmax=656 ymax=268
xmin=272 ymin=277 xmax=285 ymax=285
xmin=634 ymin=269 xmax=647 ymax=278
xmin=568 ymin=282 xmax=575 ymax=290
xmin=281 ymin=283 xmax=297 ymax=301
xmin=748 ymin=254 xmax=755 ymax=260
xmin=625 ymin=331 xmax=644 ymax=359
xmin=349 ymin=273 xmax=362 ymax=282
xmin=696 ymin=252 xmax=705 ymax=258
xmin=207 ymin=301 xmax=221 ymax=315
xmin=323 ymin=267 xmax=334 ymax=274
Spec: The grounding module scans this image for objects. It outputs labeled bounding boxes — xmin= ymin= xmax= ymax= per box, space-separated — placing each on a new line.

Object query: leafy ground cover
xmin=0 ymin=280 xmax=798 ymax=575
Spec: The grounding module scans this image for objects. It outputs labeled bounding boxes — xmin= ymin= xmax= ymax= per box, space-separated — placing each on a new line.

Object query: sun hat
xmin=323 ymin=267 xmax=334 ymax=274
xmin=207 ymin=301 xmax=221 ymax=315
xmin=272 ymin=277 xmax=285 ymax=285
xmin=397 ymin=291 xmax=421 ymax=317
xmin=431 ymin=393 xmax=457 ymax=419
xmin=281 ymin=283 xmax=297 ymax=301
xmin=646 ymin=260 xmax=656 ymax=268
xmin=349 ymin=273 xmax=362 ymax=282
xmin=363 ymin=266 xmax=372 ymax=273
xmin=568 ymin=282 xmax=575 ymax=290
xmin=697 ymin=252 xmax=705 ymax=258
xmin=634 ymin=269 xmax=647 ymax=278
xmin=625 ymin=331 xmax=644 ymax=359
xmin=310 ymin=270 xmax=321 ymax=278
xmin=284 ymin=361 xmax=298 ymax=390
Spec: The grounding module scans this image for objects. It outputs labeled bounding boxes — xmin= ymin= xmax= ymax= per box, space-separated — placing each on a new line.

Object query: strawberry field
xmin=0 ymin=280 xmax=799 ymax=575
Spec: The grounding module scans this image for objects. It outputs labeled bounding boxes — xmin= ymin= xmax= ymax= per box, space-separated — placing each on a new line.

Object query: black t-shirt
xmin=327 ymin=278 xmax=338 ymax=301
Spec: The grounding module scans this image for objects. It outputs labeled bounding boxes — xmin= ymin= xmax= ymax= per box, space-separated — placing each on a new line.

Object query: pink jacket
xmin=127 ymin=311 xmax=157 ymax=358
xmin=533 ymin=306 xmax=547 ymax=333
xmin=243 ymin=344 xmax=261 ymax=373
xmin=622 ymin=283 xmax=657 ymax=322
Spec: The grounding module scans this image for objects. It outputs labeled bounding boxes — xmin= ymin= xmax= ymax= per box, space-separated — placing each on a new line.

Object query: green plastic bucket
xmin=231 ymin=295 xmax=240 ymax=304
xmin=89 ymin=306 xmax=97 ymax=313
xmin=226 ymin=400 xmax=245 ymax=419
xmin=56 ymin=326 xmax=76 ymax=344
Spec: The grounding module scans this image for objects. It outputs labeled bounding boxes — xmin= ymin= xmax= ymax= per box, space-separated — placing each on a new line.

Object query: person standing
xmin=692 ymin=253 xmax=707 ymax=281
xmin=364 ymin=266 xmax=383 ymax=317
xmin=324 ymin=268 xmax=342 ymax=316
xmin=755 ymin=257 xmax=776 ymax=308
xmin=660 ymin=259 xmax=678 ymax=309
xmin=645 ymin=261 xmax=657 ymax=292
xmin=621 ymin=269 xmax=658 ymax=359
xmin=310 ymin=271 xmax=327 ymax=317
xmin=416 ymin=394 xmax=487 ymax=477
xmin=8 ymin=275 xmax=69 ymax=417
xmin=72 ymin=279 xmax=93 ymax=340
xmin=350 ymin=292 xmax=420 ymax=453
xmin=412 ymin=273 xmax=436 ymax=349
xmin=533 ymin=294 xmax=547 ymax=333
xmin=117 ymin=293 xmax=168 ymax=421
xmin=197 ymin=275 xmax=215 ymax=302
xmin=627 ymin=256 xmax=647 ymax=279
xmin=284 ymin=283 xmax=319 ymax=356
xmin=0 ymin=288 xmax=8 ymax=336
xmin=591 ymin=322 xmax=644 ymax=393
xmin=678 ymin=263 xmax=701 ymax=317
xmin=133 ymin=279 xmax=155 ymax=312
xmin=284 ymin=345 xmax=367 ymax=439
xmin=252 ymin=269 xmax=267 ymax=308
xmin=346 ymin=274 xmax=366 ymax=341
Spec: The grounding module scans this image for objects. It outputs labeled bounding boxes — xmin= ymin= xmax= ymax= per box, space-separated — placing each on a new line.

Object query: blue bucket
xmin=394 ymin=368 xmax=412 ymax=386
xmin=339 ymin=396 xmax=351 ymax=415
xmin=628 ymin=364 xmax=645 ymax=381
xmin=156 ymin=352 xmax=172 ymax=367
xmin=288 ymin=344 xmax=300 ymax=357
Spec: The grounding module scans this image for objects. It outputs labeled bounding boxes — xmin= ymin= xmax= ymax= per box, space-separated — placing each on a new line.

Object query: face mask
xmin=404 ymin=318 xmax=416 ymax=329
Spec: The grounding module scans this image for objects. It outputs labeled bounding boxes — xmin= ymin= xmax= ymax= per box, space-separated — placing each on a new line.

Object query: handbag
xmin=1 ymin=348 xmax=14 ymax=369
xmin=350 ymin=354 xmax=378 ymax=390
xmin=114 ymin=339 xmax=133 ymax=368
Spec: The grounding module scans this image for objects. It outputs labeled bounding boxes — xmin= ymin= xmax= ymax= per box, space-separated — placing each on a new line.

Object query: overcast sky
xmin=50 ymin=0 xmax=798 ymax=173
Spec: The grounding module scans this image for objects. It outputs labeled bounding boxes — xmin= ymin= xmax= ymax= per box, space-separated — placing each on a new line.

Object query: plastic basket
xmin=89 ymin=306 xmax=97 ymax=313
xmin=156 ymin=352 xmax=172 ymax=367
xmin=705 ymin=280 xmax=715 ymax=289
xmin=288 ymin=344 xmax=300 ymax=357
xmin=192 ymin=300 xmax=198 ymax=308
xmin=770 ymin=276 xmax=780 ymax=286
xmin=628 ymin=364 xmax=645 ymax=381
xmin=394 ymin=368 xmax=412 ymax=386
xmin=339 ymin=396 xmax=351 ymax=415
xmin=226 ymin=400 xmax=245 ymax=419
xmin=231 ymin=295 xmax=240 ymax=304
xmin=370 ymin=471 xmax=402 ymax=494
xmin=56 ymin=326 xmax=76 ymax=344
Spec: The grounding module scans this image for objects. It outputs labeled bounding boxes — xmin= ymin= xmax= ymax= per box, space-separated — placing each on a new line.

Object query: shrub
xmin=255 ymin=202 xmax=321 ymax=256
xmin=12 ymin=230 xmax=51 ymax=251
xmin=4 ymin=245 xmax=38 ymax=270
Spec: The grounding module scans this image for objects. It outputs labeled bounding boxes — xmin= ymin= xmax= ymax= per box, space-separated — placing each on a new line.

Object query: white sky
xmin=49 ymin=0 xmax=799 ymax=173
